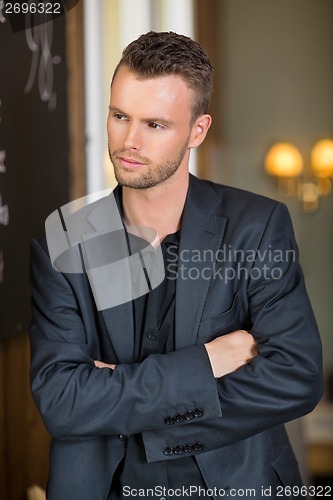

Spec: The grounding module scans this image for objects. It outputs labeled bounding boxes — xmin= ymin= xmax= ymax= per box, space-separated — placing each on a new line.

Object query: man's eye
xmin=114 ymin=113 xmax=127 ymax=120
xmin=148 ymin=122 xmax=164 ymax=130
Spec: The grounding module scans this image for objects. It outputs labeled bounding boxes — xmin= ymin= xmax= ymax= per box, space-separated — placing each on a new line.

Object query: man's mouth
xmin=117 ymin=156 xmax=146 ymax=168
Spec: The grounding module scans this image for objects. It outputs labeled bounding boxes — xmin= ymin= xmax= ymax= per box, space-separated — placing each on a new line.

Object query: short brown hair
xmin=112 ymin=31 xmax=214 ymax=121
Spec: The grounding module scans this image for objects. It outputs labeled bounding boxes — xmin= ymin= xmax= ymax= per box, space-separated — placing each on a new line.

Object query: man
xmin=29 ymin=32 xmax=323 ymax=499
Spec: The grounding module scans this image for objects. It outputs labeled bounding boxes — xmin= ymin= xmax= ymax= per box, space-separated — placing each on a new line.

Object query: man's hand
xmin=94 ymin=360 xmax=116 ymax=370
xmin=204 ymin=330 xmax=257 ymax=378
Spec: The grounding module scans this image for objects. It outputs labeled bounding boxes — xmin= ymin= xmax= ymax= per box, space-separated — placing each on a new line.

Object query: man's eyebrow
xmin=108 ymin=105 xmax=127 ymax=115
xmin=108 ymin=105 xmax=174 ymax=126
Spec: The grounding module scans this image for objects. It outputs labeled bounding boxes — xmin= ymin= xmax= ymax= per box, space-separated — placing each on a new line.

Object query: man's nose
xmin=123 ymin=123 xmax=142 ymax=151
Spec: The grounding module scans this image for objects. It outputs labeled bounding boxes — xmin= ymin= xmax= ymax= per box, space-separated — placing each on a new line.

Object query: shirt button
xmin=163 ymin=447 xmax=173 ymax=456
xmin=184 ymin=411 xmax=194 ymax=420
xmin=194 ymin=408 xmax=204 ymax=418
xmin=146 ymin=331 xmax=157 ymax=340
xmin=164 ymin=416 xmax=174 ymax=425
xmin=193 ymin=442 xmax=203 ymax=451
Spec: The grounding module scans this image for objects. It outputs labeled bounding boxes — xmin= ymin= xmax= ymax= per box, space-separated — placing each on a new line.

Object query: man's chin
xmin=114 ymin=172 xmax=156 ymax=190
xmin=117 ymin=179 xmax=159 ymax=190
xmin=113 ymin=161 xmax=182 ymax=190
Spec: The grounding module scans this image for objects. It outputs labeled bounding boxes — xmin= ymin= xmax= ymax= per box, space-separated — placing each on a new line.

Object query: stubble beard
xmin=109 ymin=141 xmax=189 ymax=190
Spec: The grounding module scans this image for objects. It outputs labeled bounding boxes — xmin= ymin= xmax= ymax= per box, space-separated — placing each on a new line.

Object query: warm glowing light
xmin=311 ymin=139 xmax=333 ymax=178
xmin=265 ymin=143 xmax=303 ymax=178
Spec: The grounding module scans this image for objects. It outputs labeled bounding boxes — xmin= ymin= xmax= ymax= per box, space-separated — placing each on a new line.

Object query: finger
xmin=94 ymin=360 xmax=116 ymax=369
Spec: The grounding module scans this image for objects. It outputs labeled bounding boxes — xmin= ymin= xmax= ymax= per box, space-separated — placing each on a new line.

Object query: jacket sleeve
xmin=29 ymin=237 xmax=221 ymax=440
xmin=141 ymin=202 xmax=324 ymax=462
xmin=30 ymin=201 xmax=323 ymax=455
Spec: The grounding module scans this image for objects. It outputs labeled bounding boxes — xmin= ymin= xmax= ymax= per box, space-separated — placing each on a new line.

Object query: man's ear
xmin=188 ymin=114 xmax=212 ymax=149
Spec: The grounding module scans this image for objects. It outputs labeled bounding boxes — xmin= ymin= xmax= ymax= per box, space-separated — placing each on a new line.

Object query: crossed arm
xmin=94 ymin=329 xmax=257 ymax=378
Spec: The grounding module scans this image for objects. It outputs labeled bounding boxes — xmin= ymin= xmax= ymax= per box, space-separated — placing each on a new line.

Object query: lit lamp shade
xmin=311 ymin=139 xmax=333 ymax=178
xmin=265 ymin=143 xmax=303 ymax=178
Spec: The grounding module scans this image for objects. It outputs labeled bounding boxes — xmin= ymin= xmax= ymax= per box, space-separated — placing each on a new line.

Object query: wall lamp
xmin=264 ymin=139 xmax=333 ymax=213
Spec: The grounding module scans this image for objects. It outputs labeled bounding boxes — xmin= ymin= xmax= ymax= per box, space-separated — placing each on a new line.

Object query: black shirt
xmin=109 ymin=232 xmax=210 ymax=499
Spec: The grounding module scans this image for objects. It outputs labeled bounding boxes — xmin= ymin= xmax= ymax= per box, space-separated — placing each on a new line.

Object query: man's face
xmin=107 ymin=65 xmax=195 ymax=190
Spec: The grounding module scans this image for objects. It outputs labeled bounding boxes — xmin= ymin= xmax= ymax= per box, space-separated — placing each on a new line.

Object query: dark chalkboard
xmin=0 ymin=10 xmax=71 ymax=338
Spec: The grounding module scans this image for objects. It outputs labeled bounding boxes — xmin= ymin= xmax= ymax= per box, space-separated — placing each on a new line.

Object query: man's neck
xmin=122 ymin=169 xmax=189 ymax=242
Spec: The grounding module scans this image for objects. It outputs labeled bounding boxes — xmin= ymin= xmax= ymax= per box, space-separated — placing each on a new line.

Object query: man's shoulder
xmin=192 ymin=175 xmax=281 ymax=213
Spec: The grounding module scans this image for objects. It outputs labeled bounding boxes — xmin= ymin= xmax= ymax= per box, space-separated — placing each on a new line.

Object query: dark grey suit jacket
xmin=29 ymin=175 xmax=323 ymax=499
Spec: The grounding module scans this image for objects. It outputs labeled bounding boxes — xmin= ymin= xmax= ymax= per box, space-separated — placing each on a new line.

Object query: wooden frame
xmin=194 ymin=0 xmax=224 ymax=180
xmin=66 ymin=1 xmax=86 ymax=200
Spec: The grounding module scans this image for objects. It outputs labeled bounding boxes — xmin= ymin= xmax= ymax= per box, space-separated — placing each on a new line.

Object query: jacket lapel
xmin=100 ymin=302 xmax=135 ymax=364
xmin=175 ymin=175 xmax=227 ymax=350
xmin=86 ymin=187 xmax=136 ymax=364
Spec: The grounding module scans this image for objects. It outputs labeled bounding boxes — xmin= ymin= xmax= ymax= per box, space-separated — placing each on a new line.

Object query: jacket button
xmin=194 ymin=408 xmax=204 ymax=418
xmin=163 ymin=447 xmax=173 ymax=456
xmin=184 ymin=411 xmax=194 ymax=420
xmin=173 ymin=446 xmax=183 ymax=455
xmin=164 ymin=416 xmax=174 ymax=425
xmin=175 ymin=414 xmax=184 ymax=423
xmin=118 ymin=434 xmax=129 ymax=442
xmin=183 ymin=444 xmax=192 ymax=453
xmin=146 ymin=331 xmax=157 ymax=340
xmin=193 ymin=442 xmax=203 ymax=451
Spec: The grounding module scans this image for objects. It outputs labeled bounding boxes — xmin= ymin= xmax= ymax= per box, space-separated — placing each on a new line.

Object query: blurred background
xmin=0 ymin=0 xmax=332 ymax=498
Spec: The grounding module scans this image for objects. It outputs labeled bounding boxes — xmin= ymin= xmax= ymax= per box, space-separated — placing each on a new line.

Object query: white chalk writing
xmin=24 ymin=2 xmax=61 ymax=111
xmin=0 ymin=149 xmax=6 ymax=173
xmin=0 ymin=1 xmax=6 ymax=23
xmin=0 ymin=194 xmax=9 ymax=226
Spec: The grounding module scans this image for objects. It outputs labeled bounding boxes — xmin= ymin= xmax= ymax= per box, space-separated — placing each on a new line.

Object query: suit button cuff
xmin=173 ymin=446 xmax=183 ymax=455
xmin=184 ymin=411 xmax=194 ymax=420
xmin=164 ymin=408 xmax=204 ymax=426
xmin=194 ymin=408 xmax=204 ymax=418
xmin=193 ymin=442 xmax=203 ymax=451
xmin=164 ymin=416 xmax=174 ymax=425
